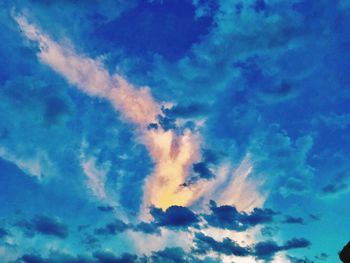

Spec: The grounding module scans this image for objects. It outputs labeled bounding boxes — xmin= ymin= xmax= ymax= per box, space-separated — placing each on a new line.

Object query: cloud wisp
xmin=15 ymin=15 xmax=264 ymax=216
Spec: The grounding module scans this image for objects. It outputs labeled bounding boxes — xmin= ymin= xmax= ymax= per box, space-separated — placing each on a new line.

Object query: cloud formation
xmin=15 ymin=15 xmax=265 ymax=217
xmin=15 ymin=215 xmax=68 ymax=239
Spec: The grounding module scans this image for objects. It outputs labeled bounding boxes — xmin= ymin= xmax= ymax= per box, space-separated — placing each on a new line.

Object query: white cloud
xmin=80 ymin=154 xmax=110 ymax=200
xmin=0 ymin=147 xmax=53 ymax=179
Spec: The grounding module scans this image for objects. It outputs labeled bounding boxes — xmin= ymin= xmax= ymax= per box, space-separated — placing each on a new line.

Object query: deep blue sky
xmin=0 ymin=0 xmax=349 ymax=262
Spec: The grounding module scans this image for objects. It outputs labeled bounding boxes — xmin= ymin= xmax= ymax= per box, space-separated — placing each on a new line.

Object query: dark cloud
xmin=162 ymin=103 xmax=210 ymax=119
xmin=192 ymin=162 xmax=215 ymax=180
xmin=81 ymin=234 xmax=100 ymax=250
xmin=150 ymin=247 xmax=190 ymax=263
xmin=94 ymin=219 xmax=129 ymax=236
xmin=253 ymin=240 xmax=281 ymax=261
xmin=283 ymin=216 xmax=305 ymax=225
xmin=15 ymin=215 xmax=68 ymax=239
xmin=315 ymin=252 xmax=328 ymax=261
xmin=0 ymin=227 xmax=9 ymax=239
xmin=21 ymin=254 xmax=45 ymax=263
xmin=20 ymin=252 xmax=94 ymax=263
xmin=254 ymin=238 xmax=311 ymax=261
xmin=286 ymin=255 xmax=313 ymax=263
xmin=93 ymin=251 xmax=137 ymax=263
xmin=204 ymin=200 xmax=275 ymax=231
xmin=193 ymin=232 xmax=310 ymax=261
xmin=321 ymin=183 xmax=348 ymax=195
xmin=14 ymin=219 xmax=36 ymax=238
xmin=321 ymin=171 xmax=350 ymax=196
xmin=150 ymin=205 xmax=199 ymax=228
xmin=283 ymin=238 xmax=311 ymax=250
xmin=32 ymin=215 xmax=68 ymax=238
xmin=185 ymin=149 xmax=220 ymax=184
xmin=97 ymin=205 xmax=115 ymax=213
xmin=242 ymin=207 xmax=276 ymax=225
xmin=157 ymin=113 xmax=177 ymax=131
xmin=133 ymin=222 xmax=160 ymax=235
xmin=193 ymin=232 xmax=251 ymax=257
xmin=253 ymin=0 xmax=267 ymax=13
xmin=147 ymin=123 xmax=158 ymax=130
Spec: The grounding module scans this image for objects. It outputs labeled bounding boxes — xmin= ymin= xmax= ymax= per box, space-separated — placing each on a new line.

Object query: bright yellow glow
xmin=143 ymin=129 xmax=200 ymax=209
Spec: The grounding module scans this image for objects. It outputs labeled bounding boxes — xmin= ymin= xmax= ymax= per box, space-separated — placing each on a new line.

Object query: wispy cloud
xmin=15 ymin=15 xmax=264 ymax=216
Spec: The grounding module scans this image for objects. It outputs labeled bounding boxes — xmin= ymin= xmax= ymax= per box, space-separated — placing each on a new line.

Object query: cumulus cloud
xmin=254 ymin=238 xmax=311 ymax=261
xmin=204 ymin=200 xmax=275 ymax=231
xmin=193 ymin=232 xmax=311 ymax=261
xmin=150 ymin=205 xmax=199 ymax=229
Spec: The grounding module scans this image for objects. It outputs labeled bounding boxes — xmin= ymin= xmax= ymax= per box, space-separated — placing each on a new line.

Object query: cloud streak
xmin=15 ymin=15 xmax=264 ymax=216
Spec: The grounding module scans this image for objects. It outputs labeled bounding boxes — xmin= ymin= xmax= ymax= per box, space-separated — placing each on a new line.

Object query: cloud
xmin=320 ymin=171 xmax=350 ymax=197
xmin=93 ymin=250 xmax=136 ymax=263
xmin=21 ymin=254 xmax=45 ymax=263
xmin=0 ymin=147 xmax=46 ymax=179
xmin=150 ymin=205 xmax=199 ymax=229
xmin=150 ymin=247 xmax=191 ymax=263
xmin=20 ymin=252 xmax=94 ymax=263
xmin=250 ymin=129 xmax=314 ymax=197
xmin=0 ymin=227 xmax=9 ymax=239
xmin=193 ymin=232 xmax=251 ymax=257
xmin=14 ymin=15 xmax=266 ymax=216
xmin=133 ymin=222 xmax=160 ymax=235
xmin=162 ymin=103 xmax=210 ymax=119
xmin=15 ymin=15 xmax=201 ymax=213
xmin=97 ymin=205 xmax=115 ymax=213
xmin=283 ymin=216 xmax=305 ymax=225
xmin=192 ymin=231 xmax=311 ymax=261
xmin=215 ymin=156 xmax=266 ymax=212
xmin=81 ymin=234 xmax=100 ymax=250
xmin=80 ymin=154 xmax=110 ymax=200
xmin=254 ymin=238 xmax=311 ymax=261
xmin=3 ymin=1 xmax=349 ymax=261
xmin=15 ymin=215 xmax=68 ymax=239
xmin=204 ymin=200 xmax=275 ymax=231
xmin=94 ymin=219 xmax=129 ymax=236
xmin=179 ymin=148 xmax=220 ymax=186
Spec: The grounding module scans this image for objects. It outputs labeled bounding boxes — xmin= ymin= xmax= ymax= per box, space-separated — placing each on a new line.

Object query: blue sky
xmin=0 ymin=0 xmax=349 ymax=262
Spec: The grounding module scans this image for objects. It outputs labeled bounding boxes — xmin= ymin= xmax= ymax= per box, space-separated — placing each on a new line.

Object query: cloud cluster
xmin=1 ymin=0 xmax=349 ymax=261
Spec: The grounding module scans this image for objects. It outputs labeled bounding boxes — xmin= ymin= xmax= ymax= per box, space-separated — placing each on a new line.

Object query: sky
xmin=0 ymin=0 xmax=349 ymax=262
